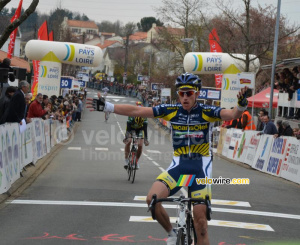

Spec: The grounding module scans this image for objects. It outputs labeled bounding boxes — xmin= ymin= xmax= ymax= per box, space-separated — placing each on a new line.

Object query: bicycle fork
xmin=176 ymin=201 xmax=189 ymax=244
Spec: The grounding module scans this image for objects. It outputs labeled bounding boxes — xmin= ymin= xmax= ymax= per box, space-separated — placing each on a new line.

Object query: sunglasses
xmin=177 ymin=90 xmax=197 ymax=97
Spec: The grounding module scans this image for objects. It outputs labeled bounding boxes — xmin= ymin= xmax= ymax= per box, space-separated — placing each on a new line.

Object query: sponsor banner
xmin=222 ymin=128 xmax=233 ymax=157
xmin=234 ymin=130 xmax=255 ymax=163
xmin=221 ymin=74 xmax=240 ymax=109
xmin=212 ymin=127 xmax=220 ymax=153
xmin=227 ymin=129 xmax=243 ymax=160
xmin=51 ymin=120 xmax=57 ymax=147
xmin=0 ymin=125 xmax=12 ymax=194
xmin=183 ymin=52 xmax=260 ymax=75
xmin=244 ymin=133 xmax=261 ymax=165
xmin=21 ymin=123 xmax=33 ymax=167
xmin=38 ymin=60 xmax=61 ymax=97
xmin=237 ymin=72 xmax=255 ymax=89
xmin=32 ymin=119 xmax=44 ymax=163
xmin=217 ymin=127 xmax=227 ymax=154
xmin=266 ymin=137 xmax=289 ymax=176
xmin=252 ymin=135 xmax=273 ymax=172
xmin=44 ymin=120 xmax=51 ymax=154
xmin=198 ymin=88 xmax=221 ymax=100
xmin=280 ymin=137 xmax=300 ymax=184
xmin=25 ymin=40 xmax=102 ymax=67
xmin=41 ymin=121 xmax=47 ymax=157
xmin=62 ymin=119 xmax=68 ymax=141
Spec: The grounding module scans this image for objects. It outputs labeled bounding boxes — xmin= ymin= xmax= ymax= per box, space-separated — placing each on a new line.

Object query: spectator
xmin=24 ymin=93 xmax=32 ymax=123
xmin=27 ymin=93 xmax=50 ymax=119
xmin=281 ymin=121 xmax=293 ymax=136
xmin=0 ymin=86 xmax=17 ymax=121
xmin=257 ymin=109 xmax=268 ymax=131
xmin=0 ymin=81 xmax=29 ymax=124
xmin=257 ymin=115 xmax=278 ymax=135
xmin=75 ymin=98 xmax=82 ymax=122
xmin=276 ymin=120 xmax=284 ymax=136
xmin=0 ymin=58 xmax=15 ymax=82
xmin=240 ymin=109 xmax=256 ymax=130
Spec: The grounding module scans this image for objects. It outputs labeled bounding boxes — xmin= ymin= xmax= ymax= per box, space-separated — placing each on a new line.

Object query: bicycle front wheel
xmin=187 ymin=215 xmax=197 ymax=245
xmin=176 ymin=228 xmax=185 ymax=245
xmin=131 ymin=154 xmax=137 ymax=184
xmin=127 ymin=154 xmax=132 ymax=181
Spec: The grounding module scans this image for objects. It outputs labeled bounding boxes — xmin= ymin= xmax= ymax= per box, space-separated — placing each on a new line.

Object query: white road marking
xmin=129 ymin=216 xmax=274 ymax=231
xmin=9 ymin=200 xmax=300 ymax=220
xmin=152 ymin=161 xmax=160 ymax=167
xmin=142 ymin=153 xmax=148 ymax=157
xmin=147 ymin=157 xmax=153 ymax=161
xmin=120 ymin=148 xmax=124 ymax=152
xmin=147 ymin=150 xmax=162 ymax=154
xmin=67 ymin=147 xmax=81 ymax=150
xmin=113 ymin=99 xmax=120 ymax=102
xmin=159 ymin=167 xmax=165 ymax=172
xmin=106 ymin=96 xmax=125 ymax=99
xmin=133 ymin=196 xmax=250 ymax=207
xmin=95 ymin=148 xmax=108 ymax=151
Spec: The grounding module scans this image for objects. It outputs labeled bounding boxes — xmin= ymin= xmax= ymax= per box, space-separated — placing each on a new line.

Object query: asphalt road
xmin=0 ymin=89 xmax=299 ymax=245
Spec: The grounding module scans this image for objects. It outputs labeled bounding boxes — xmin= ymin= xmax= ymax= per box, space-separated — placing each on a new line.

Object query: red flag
xmin=209 ymin=29 xmax=223 ymax=88
xmin=32 ymin=21 xmax=49 ymax=98
xmin=7 ymin=0 xmax=23 ymax=59
xmin=38 ymin=20 xmax=49 ymax=41
xmin=49 ymin=31 xmax=54 ymax=41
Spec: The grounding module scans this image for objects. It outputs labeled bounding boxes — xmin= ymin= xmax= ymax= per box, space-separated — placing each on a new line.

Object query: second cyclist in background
xmin=123 ymin=101 xmax=149 ymax=170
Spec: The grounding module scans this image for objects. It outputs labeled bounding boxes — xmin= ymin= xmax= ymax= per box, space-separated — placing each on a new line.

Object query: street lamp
xmin=181 ymin=37 xmax=195 ymax=52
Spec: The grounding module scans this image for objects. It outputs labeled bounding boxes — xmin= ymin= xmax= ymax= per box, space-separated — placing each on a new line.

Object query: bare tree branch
xmin=0 ymin=0 xmax=39 ymax=49
xmin=0 ymin=0 xmax=11 ymax=12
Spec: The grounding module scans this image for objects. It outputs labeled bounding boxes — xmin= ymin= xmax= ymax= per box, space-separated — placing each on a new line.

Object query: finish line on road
xmin=8 ymin=200 xmax=300 ymax=220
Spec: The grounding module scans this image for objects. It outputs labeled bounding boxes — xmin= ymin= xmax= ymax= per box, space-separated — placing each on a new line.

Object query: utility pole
xmin=123 ymin=35 xmax=129 ymax=84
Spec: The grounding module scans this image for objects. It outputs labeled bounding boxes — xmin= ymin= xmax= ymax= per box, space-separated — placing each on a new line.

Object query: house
xmin=0 ymin=16 xmax=22 ymax=57
xmin=124 ymin=32 xmax=147 ymax=44
xmin=147 ymin=23 xmax=185 ymax=43
xmin=100 ymin=32 xmax=115 ymax=39
xmin=61 ymin=17 xmax=99 ymax=40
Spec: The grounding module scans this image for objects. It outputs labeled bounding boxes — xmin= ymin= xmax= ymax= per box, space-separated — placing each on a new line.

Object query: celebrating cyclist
xmin=90 ymin=73 xmax=248 ymax=245
xmin=123 ymin=101 xmax=149 ymax=170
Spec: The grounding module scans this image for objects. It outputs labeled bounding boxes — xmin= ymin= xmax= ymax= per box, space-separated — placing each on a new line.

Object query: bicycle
xmin=126 ymin=131 xmax=143 ymax=183
xmin=148 ymin=189 xmax=212 ymax=245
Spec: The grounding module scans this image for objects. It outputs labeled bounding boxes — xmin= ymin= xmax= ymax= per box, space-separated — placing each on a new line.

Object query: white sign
xmin=280 ymin=137 xmax=300 ymax=184
xmin=244 ymin=133 xmax=261 ymax=165
xmin=237 ymin=72 xmax=255 ymax=89
xmin=38 ymin=61 xmax=61 ymax=97
xmin=161 ymin=88 xmax=171 ymax=97
xmin=221 ymin=74 xmax=240 ymax=109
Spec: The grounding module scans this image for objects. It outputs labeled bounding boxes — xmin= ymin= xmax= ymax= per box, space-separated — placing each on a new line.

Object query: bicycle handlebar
xmin=148 ymin=194 xmax=212 ymax=221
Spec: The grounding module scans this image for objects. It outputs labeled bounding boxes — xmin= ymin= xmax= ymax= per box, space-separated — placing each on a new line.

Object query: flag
xmin=32 ymin=21 xmax=49 ymax=98
xmin=7 ymin=0 xmax=23 ymax=59
xmin=209 ymin=29 xmax=223 ymax=88
xmin=49 ymin=30 xmax=54 ymax=41
xmin=176 ymin=175 xmax=196 ymax=187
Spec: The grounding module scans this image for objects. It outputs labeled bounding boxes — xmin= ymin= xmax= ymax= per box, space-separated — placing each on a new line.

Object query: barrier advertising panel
xmin=280 ymin=137 xmax=300 ymax=184
xmin=252 ymin=135 xmax=273 ymax=172
xmin=266 ymin=137 xmax=289 ymax=176
xmin=0 ymin=125 xmax=11 ymax=194
xmin=217 ymin=127 xmax=227 ymax=154
xmin=233 ymin=130 xmax=255 ymax=163
xmin=227 ymin=129 xmax=243 ymax=160
xmin=21 ymin=123 xmax=33 ymax=168
xmin=244 ymin=133 xmax=261 ymax=165
xmin=222 ymin=128 xmax=233 ymax=157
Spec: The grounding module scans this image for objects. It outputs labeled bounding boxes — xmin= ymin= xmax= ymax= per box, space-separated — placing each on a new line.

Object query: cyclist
xmin=123 ymin=101 xmax=149 ymax=170
xmin=92 ymin=73 xmax=248 ymax=245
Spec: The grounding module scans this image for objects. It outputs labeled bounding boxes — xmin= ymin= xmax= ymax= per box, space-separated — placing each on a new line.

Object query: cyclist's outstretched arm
xmin=114 ymin=105 xmax=154 ymax=118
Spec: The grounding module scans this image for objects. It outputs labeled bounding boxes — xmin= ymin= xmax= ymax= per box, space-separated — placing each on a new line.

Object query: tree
xmin=122 ymin=22 xmax=136 ymax=80
xmin=206 ymin=0 xmax=299 ymax=71
xmin=48 ymin=8 xmax=73 ymax=41
xmin=97 ymin=20 xmax=123 ymax=36
xmin=0 ymin=0 xmax=39 ymax=49
xmin=137 ymin=17 xmax=164 ymax=32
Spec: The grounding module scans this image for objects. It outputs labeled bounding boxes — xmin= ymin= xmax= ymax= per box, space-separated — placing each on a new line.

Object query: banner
xmin=49 ymin=30 xmax=54 ymax=41
xmin=222 ymin=128 xmax=232 ymax=157
xmin=21 ymin=123 xmax=33 ymax=167
xmin=244 ymin=133 xmax=261 ymax=165
xmin=44 ymin=120 xmax=51 ymax=154
xmin=38 ymin=52 xmax=61 ymax=97
xmin=252 ymin=135 xmax=273 ymax=172
xmin=280 ymin=137 xmax=300 ymax=184
xmin=227 ymin=129 xmax=243 ymax=160
xmin=7 ymin=0 xmax=23 ymax=59
xmin=234 ymin=130 xmax=255 ymax=163
xmin=237 ymin=72 xmax=255 ymax=89
xmin=209 ymin=28 xmax=223 ymax=88
xmin=217 ymin=127 xmax=227 ymax=154
xmin=221 ymin=74 xmax=240 ymax=109
xmin=32 ymin=21 xmax=49 ymax=99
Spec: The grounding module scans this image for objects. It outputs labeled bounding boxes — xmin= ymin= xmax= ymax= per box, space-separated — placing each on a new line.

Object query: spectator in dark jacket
xmin=0 ymin=81 xmax=29 ymax=124
xmin=257 ymin=115 xmax=278 ymax=135
xmin=276 ymin=120 xmax=284 ymax=136
xmin=0 ymin=86 xmax=16 ymax=121
xmin=281 ymin=121 xmax=294 ymax=136
xmin=256 ymin=109 xmax=268 ymax=131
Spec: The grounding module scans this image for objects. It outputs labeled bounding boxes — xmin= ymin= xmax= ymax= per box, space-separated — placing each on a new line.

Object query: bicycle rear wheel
xmin=176 ymin=228 xmax=185 ymax=245
xmin=131 ymin=154 xmax=137 ymax=183
xmin=187 ymin=215 xmax=197 ymax=245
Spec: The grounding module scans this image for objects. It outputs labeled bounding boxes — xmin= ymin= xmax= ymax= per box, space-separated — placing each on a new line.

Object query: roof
xmin=126 ymin=32 xmax=147 ymax=41
xmin=96 ymin=40 xmax=120 ymax=49
xmin=101 ymin=32 xmax=115 ymax=36
xmin=155 ymin=26 xmax=185 ymax=36
xmin=261 ymin=57 xmax=300 ymax=70
xmin=67 ymin=20 xmax=98 ymax=29
xmin=0 ymin=50 xmax=30 ymax=72
xmin=247 ymin=87 xmax=279 ymax=108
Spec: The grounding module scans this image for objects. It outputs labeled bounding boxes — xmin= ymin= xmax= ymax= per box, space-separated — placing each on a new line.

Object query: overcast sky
xmin=4 ymin=0 xmax=300 ymax=26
